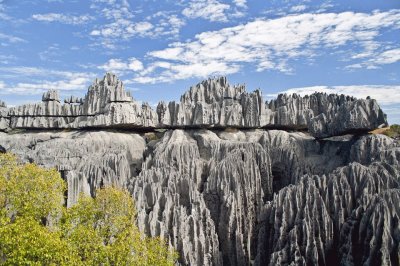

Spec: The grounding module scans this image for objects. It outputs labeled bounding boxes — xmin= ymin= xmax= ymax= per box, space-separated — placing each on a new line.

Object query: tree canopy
xmin=0 ymin=153 xmax=178 ymax=265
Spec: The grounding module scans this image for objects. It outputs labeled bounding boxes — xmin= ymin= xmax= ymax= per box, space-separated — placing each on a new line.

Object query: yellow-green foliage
xmin=0 ymin=153 xmax=178 ymax=265
xmin=383 ymin=124 xmax=400 ymax=139
xmin=0 ymin=217 xmax=80 ymax=265
xmin=0 ymin=153 xmax=65 ymax=224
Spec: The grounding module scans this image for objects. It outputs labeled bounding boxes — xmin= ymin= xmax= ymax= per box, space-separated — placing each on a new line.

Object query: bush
xmin=383 ymin=124 xmax=400 ymax=139
xmin=0 ymin=153 xmax=178 ymax=265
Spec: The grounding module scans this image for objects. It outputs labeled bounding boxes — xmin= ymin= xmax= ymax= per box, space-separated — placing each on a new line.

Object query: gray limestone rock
xmin=0 ymin=74 xmax=388 ymax=138
xmin=157 ymin=78 xmax=387 ymax=137
xmin=0 ymin=131 xmax=146 ymax=206
xmin=265 ymin=92 xmax=386 ymax=137
xmin=0 ymin=128 xmax=399 ymax=265
xmin=42 ymin=90 xmax=60 ymax=102
xmin=157 ymin=77 xmax=267 ymax=128
xmin=0 ymin=102 xmax=9 ymax=131
xmin=0 ymin=74 xmax=397 ymax=266
xmin=2 ymin=73 xmax=158 ymax=129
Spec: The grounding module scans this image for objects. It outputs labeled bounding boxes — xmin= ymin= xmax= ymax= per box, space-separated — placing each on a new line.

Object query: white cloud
xmin=371 ymin=48 xmax=400 ymax=65
xmin=89 ymin=1 xmax=185 ymax=48
xmin=272 ymin=85 xmax=400 ymax=105
xmin=98 ymin=58 xmax=144 ymax=75
xmin=90 ymin=20 xmax=154 ymax=39
xmin=182 ymin=0 xmax=231 ymax=22
xmin=0 ymin=4 xmax=11 ymax=21
xmin=4 ymin=79 xmax=89 ymax=95
xmin=290 ymin=5 xmax=307 ymax=13
xmin=0 ymin=66 xmax=96 ymax=95
xmin=148 ymin=12 xmax=186 ymax=38
xmin=347 ymin=47 xmax=400 ymax=69
xmin=0 ymin=32 xmax=26 ymax=43
xmin=132 ymin=61 xmax=240 ymax=84
xmin=233 ymin=0 xmax=247 ymax=8
xmin=132 ymin=10 xmax=400 ymax=83
xmin=181 ymin=0 xmax=248 ymax=22
xmin=32 ymin=13 xmax=93 ymax=25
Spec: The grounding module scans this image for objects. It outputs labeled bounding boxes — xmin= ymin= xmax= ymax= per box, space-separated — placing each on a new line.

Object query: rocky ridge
xmin=0 ymin=73 xmax=387 ymax=138
xmin=0 ymin=73 xmax=398 ymax=266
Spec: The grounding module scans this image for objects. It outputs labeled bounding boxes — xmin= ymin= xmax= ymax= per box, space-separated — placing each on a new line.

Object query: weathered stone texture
xmin=0 ymin=74 xmax=397 ymax=266
xmin=0 ymin=73 xmax=387 ymax=138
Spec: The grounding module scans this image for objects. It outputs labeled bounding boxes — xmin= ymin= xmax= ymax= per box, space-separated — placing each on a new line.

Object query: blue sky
xmin=0 ymin=0 xmax=399 ymax=123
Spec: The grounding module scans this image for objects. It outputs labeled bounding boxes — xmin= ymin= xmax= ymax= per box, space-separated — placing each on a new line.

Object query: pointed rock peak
xmin=84 ymin=73 xmax=133 ymax=105
xmin=42 ymin=90 xmax=60 ymax=102
xmin=200 ymin=76 xmax=228 ymax=89
xmin=103 ymin=72 xmax=119 ymax=86
xmin=181 ymin=76 xmax=248 ymax=104
xmin=64 ymin=96 xmax=83 ymax=104
xmin=0 ymin=101 xmax=6 ymax=108
xmin=202 ymin=76 xmax=227 ymax=87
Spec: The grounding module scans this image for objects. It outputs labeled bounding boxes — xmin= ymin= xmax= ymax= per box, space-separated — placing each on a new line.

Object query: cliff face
xmin=0 ymin=73 xmax=398 ymax=266
xmin=4 ymin=73 xmax=158 ymax=130
xmin=0 ymin=73 xmax=387 ymax=138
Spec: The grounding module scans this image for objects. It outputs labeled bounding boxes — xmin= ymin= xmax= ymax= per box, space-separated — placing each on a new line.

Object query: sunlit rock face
xmin=0 ymin=131 xmax=146 ymax=207
xmin=0 ymin=73 xmax=387 ymax=138
xmin=4 ymin=73 xmax=158 ymax=130
xmin=0 ymin=73 xmax=398 ymax=265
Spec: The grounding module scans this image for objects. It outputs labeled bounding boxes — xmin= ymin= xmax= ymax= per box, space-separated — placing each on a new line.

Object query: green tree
xmin=0 ymin=153 xmax=65 ymax=224
xmin=0 ymin=217 xmax=80 ymax=265
xmin=0 ymin=154 xmax=78 ymax=265
xmin=0 ymin=154 xmax=178 ymax=265
xmin=64 ymin=187 xmax=178 ymax=265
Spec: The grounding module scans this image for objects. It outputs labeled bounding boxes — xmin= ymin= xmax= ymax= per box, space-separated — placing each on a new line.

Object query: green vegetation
xmin=0 ymin=153 xmax=178 ymax=265
xmin=383 ymin=124 xmax=400 ymax=139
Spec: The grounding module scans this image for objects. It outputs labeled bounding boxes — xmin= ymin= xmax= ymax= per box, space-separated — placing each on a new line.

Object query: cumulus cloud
xmin=182 ymin=0 xmax=248 ymax=22
xmin=131 ymin=10 xmax=400 ymax=83
xmin=0 ymin=66 xmax=96 ymax=95
xmin=32 ymin=13 xmax=93 ymax=25
xmin=233 ymin=0 xmax=247 ymax=8
xmin=373 ymin=48 xmax=400 ymax=65
xmin=272 ymin=85 xmax=400 ymax=105
xmin=90 ymin=0 xmax=185 ymax=48
xmin=148 ymin=12 xmax=186 ymax=38
xmin=182 ymin=0 xmax=231 ymax=22
xmin=347 ymin=47 xmax=400 ymax=70
xmin=98 ymin=58 xmax=144 ymax=75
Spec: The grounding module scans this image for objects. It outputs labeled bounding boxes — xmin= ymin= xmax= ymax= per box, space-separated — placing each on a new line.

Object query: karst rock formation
xmin=0 ymin=73 xmax=398 ymax=266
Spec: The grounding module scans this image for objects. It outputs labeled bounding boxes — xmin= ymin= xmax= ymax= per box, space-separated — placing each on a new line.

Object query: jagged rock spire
xmin=0 ymin=73 xmax=388 ymax=137
xmin=42 ymin=90 xmax=60 ymax=102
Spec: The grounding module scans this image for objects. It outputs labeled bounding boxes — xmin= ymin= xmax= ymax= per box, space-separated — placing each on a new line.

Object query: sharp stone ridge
xmin=1 ymin=129 xmax=399 ymax=265
xmin=0 ymin=73 xmax=397 ymax=266
xmin=0 ymin=72 xmax=388 ymax=138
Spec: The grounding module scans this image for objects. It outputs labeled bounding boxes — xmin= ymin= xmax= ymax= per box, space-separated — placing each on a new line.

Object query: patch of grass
xmin=369 ymin=127 xmax=390 ymax=135
xmin=383 ymin=124 xmax=400 ymax=139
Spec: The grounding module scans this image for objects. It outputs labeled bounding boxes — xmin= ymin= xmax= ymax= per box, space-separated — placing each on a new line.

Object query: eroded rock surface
xmin=1 ymin=129 xmax=398 ymax=265
xmin=0 ymin=74 xmax=397 ymax=265
xmin=0 ymin=131 xmax=145 ymax=206
xmin=0 ymin=73 xmax=387 ymax=138
xmin=4 ymin=73 xmax=158 ymax=130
